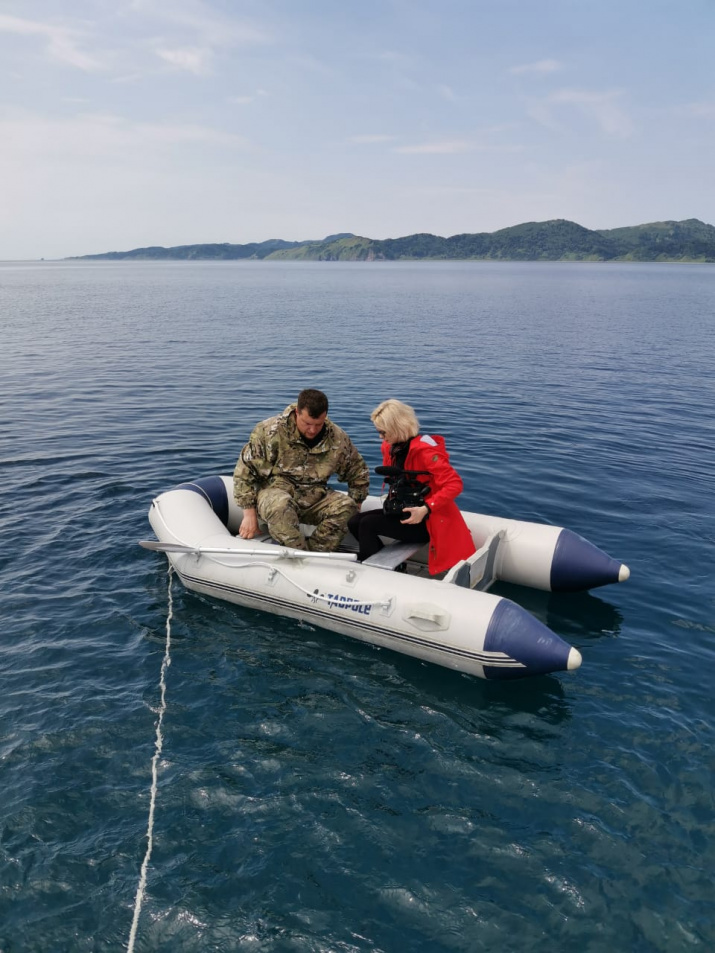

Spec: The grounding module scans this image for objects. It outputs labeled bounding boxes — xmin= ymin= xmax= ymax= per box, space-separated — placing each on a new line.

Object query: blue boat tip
xmin=483 ymin=598 xmax=581 ymax=680
xmin=551 ymin=527 xmax=630 ymax=592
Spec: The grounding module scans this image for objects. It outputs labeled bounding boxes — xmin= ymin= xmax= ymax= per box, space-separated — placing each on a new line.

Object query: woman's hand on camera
xmin=400 ymin=505 xmax=429 ymax=525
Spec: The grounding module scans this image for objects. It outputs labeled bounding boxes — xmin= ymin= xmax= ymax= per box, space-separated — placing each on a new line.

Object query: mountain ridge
xmin=68 ymin=219 xmax=715 ymax=263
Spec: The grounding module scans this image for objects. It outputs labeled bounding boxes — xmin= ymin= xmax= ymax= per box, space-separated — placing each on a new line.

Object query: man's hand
xmin=238 ymin=508 xmax=260 ymax=539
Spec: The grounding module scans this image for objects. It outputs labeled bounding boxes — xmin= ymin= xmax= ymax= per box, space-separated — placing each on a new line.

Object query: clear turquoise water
xmin=1 ymin=260 xmax=713 ymax=952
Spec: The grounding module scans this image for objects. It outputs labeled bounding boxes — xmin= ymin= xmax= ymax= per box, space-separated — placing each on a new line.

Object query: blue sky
xmin=1 ymin=0 xmax=713 ymax=259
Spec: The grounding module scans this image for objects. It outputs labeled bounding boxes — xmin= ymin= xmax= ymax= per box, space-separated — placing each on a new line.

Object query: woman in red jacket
xmin=347 ymin=399 xmax=476 ymax=574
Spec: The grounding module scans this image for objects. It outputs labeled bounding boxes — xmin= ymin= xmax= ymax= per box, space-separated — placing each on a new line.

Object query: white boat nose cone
xmin=619 ymin=564 xmax=631 ymax=582
xmin=567 ymin=647 xmax=583 ymax=671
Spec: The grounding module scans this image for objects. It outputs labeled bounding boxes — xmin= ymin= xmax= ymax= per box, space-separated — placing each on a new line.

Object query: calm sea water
xmin=1 ymin=260 xmax=713 ymax=952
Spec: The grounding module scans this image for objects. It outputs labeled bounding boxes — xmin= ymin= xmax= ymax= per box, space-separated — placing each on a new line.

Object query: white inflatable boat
xmin=141 ymin=476 xmax=630 ymax=681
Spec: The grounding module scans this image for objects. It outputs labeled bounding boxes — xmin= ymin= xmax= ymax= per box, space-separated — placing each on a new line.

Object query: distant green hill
xmin=70 ymin=238 xmax=308 ymax=261
xmin=597 ymin=219 xmax=715 ymax=261
xmin=69 ymin=220 xmax=715 ymax=263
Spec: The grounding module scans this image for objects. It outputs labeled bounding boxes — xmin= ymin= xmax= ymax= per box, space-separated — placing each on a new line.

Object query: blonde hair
xmin=371 ymin=399 xmax=420 ymax=444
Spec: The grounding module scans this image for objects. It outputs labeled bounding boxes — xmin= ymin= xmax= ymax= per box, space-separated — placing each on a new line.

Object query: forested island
xmin=69 ymin=218 xmax=715 ymax=263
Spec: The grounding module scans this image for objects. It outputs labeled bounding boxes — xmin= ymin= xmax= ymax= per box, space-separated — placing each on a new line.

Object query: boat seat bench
xmin=254 ymin=531 xmax=414 ymax=567
xmin=257 ymin=527 xmax=426 ymax=572
xmin=362 ymin=541 xmax=424 ymax=570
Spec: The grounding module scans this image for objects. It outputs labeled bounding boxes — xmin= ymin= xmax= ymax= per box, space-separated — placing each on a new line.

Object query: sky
xmin=1 ymin=0 xmax=713 ymax=259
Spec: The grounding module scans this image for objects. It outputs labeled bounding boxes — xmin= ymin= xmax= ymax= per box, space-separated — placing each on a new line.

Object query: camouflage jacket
xmin=233 ymin=404 xmax=370 ymax=509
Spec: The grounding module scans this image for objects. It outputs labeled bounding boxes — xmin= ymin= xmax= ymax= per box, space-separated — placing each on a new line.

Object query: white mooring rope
xmin=127 ymin=565 xmax=174 ymax=952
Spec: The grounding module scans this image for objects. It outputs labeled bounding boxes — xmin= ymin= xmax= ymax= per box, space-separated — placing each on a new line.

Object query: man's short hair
xmin=297 ymin=388 xmax=329 ymax=418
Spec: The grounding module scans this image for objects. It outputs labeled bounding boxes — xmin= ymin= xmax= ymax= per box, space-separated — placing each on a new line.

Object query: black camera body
xmin=376 ymin=465 xmax=431 ymax=516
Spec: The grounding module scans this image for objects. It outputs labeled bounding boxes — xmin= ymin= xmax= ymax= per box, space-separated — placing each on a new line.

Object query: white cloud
xmin=350 ymin=134 xmax=398 ymax=144
xmin=438 ymin=84 xmax=456 ymax=101
xmin=0 ymin=110 xmax=249 ymax=165
xmin=372 ymin=49 xmax=420 ymax=90
xmin=288 ymin=54 xmax=335 ymax=77
xmin=529 ymin=88 xmax=634 ymax=137
xmin=0 ymin=13 xmax=103 ymax=70
xmin=228 ymin=90 xmax=269 ymax=105
xmin=510 ymin=59 xmax=562 ymax=76
xmin=377 ymin=50 xmax=414 ymax=66
xmin=393 ymin=139 xmax=474 ymax=154
xmin=156 ymin=46 xmax=212 ymax=74
xmin=682 ymin=101 xmax=715 ymax=119
xmin=405 ymin=186 xmax=507 ymax=197
xmin=0 ymin=107 xmax=257 ymax=256
xmin=0 ymin=5 xmax=272 ymax=83
xmin=126 ymin=0 xmax=271 ymax=48
xmin=392 ymin=138 xmax=523 ymax=155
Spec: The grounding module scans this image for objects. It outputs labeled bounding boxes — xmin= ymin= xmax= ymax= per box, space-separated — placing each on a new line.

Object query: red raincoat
xmin=381 ymin=434 xmax=476 ymax=575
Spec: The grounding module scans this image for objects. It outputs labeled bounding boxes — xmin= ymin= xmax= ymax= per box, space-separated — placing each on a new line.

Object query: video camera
xmin=375 ymin=465 xmax=431 ymax=516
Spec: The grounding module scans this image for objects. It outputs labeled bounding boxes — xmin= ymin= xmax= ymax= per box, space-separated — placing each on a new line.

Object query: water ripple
xmin=1 ymin=261 xmax=714 ymax=951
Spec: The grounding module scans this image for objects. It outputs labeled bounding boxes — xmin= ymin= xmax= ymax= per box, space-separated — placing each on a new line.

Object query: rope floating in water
xmin=127 ymin=566 xmax=173 ymax=952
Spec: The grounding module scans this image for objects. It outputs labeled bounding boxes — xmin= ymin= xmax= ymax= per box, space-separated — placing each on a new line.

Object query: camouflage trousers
xmin=256 ymin=485 xmax=359 ymax=552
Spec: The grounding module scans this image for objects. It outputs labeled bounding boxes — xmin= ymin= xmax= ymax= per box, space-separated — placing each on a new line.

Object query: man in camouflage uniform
xmin=233 ymin=389 xmax=369 ymax=551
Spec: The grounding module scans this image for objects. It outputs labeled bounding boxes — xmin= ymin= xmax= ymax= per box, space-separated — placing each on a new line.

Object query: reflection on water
xmin=494 ymin=582 xmax=624 ymax=642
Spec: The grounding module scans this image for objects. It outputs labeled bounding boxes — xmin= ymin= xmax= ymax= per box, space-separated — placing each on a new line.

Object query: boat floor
xmin=255 ymin=532 xmax=434 ymax=579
